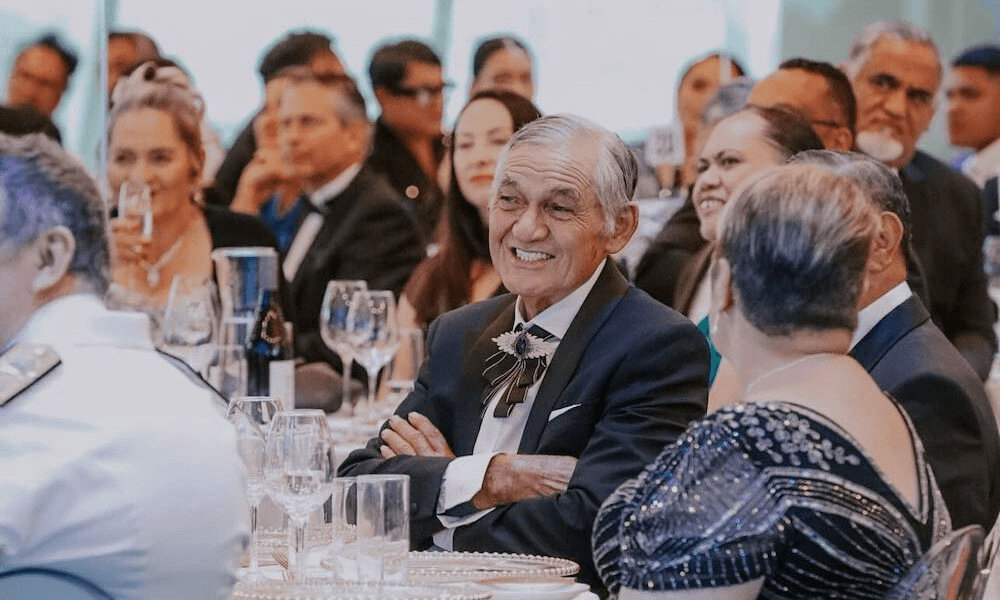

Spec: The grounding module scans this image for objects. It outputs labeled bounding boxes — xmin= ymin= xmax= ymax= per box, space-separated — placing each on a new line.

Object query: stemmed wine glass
xmin=158 ymin=275 xmax=218 ymax=377
xmin=108 ymin=181 xmax=154 ymax=310
xmin=227 ymin=396 xmax=282 ymax=580
xmin=319 ymin=280 xmax=368 ymax=414
xmin=264 ymin=409 xmax=336 ymax=582
xmin=346 ymin=290 xmax=400 ymax=424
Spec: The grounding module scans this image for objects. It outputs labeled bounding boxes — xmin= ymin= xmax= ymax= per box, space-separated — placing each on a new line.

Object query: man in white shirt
xmin=0 ymin=133 xmax=248 ymax=600
xmin=277 ymin=72 xmax=424 ymax=381
xmin=339 ymin=115 xmax=710 ymax=590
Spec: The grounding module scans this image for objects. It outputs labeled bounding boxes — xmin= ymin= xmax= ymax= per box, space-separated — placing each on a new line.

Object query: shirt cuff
xmin=436 ymin=453 xmax=498 ymax=531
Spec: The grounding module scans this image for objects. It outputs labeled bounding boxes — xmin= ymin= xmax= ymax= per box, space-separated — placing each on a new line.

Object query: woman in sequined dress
xmin=592 ymin=164 xmax=951 ymax=599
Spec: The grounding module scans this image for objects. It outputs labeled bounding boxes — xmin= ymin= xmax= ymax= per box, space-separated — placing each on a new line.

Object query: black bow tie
xmin=481 ymin=323 xmax=557 ymax=418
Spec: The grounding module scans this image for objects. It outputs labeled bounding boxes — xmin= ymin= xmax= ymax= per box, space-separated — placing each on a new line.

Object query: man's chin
xmin=856 ymin=130 xmax=907 ymax=166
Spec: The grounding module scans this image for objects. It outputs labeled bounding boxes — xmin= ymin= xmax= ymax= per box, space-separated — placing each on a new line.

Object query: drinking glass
xmin=319 ymin=280 xmax=368 ymax=414
xmin=382 ymin=328 xmax=425 ymax=407
xmin=355 ymin=474 xmax=410 ymax=583
xmin=227 ymin=396 xmax=281 ymax=580
xmin=264 ymin=409 xmax=336 ymax=582
xmin=346 ymin=290 xmax=400 ymax=423
xmin=158 ymin=275 xmax=218 ymax=377
xmin=117 ymin=180 xmax=154 ymax=239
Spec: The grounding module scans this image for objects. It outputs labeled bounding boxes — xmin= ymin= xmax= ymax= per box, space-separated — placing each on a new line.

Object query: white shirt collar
xmin=513 ymin=259 xmax=607 ymax=340
xmin=308 ymin=162 xmax=363 ymax=207
xmin=13 ymin=293 xmax=154 ymax=351
xmin=849 ymin=281 xmax=911 ymax=349
xmin=964 ymin=138 xmax=1000 ymax=188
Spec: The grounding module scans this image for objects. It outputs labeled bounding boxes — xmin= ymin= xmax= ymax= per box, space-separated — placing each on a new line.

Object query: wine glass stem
xmin=248 ymin=503 xmax=260 ymax=571
xmin=342 ymin=356 xmax=354 ymax=414
xmin=366 ymin=367 xmax=379 ymax=422
xmin=289 ymin=520 xmax=307 ymax=582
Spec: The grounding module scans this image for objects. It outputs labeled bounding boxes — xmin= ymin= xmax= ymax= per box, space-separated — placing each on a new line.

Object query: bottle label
xmin=270 ymin=359 xmax=295 ymax=411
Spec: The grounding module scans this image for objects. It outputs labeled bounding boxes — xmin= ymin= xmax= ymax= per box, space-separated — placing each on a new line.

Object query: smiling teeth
xmin=515 ymin=248 xmax=551 ymax=262
xmin=698 ymin=198 xmax=725 ymax=211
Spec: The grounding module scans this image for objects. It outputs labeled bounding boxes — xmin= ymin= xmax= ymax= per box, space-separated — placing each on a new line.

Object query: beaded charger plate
xmin=406 ymin=551 xmax=579 ymax=583
xmin=231 ymin=581 xmax=491 ymax=600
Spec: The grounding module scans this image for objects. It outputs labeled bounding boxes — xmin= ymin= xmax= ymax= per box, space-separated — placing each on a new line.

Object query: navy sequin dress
xmin=593 ymin=401 xmax=952 ymax=599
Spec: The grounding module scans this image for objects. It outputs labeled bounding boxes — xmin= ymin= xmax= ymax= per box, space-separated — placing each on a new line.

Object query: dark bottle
xmin=245 ymin=288 xmax=295 ymax=409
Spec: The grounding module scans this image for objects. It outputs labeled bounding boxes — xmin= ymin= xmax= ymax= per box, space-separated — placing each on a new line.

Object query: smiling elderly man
xmin=339 ymin=114 xmax=709 ymax=590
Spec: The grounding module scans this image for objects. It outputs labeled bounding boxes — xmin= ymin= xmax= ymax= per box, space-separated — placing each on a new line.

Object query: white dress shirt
xmin=850 ymin=281 xmax=912 ymax=350
xmin=0 ymin=294 xmax=248 ymax=600
xmin=432 ymin=260 xmax=607 ymax=549
xmin=960 ymin=138 xmax=1000 ymax=188
xmin=282 ymin=162 xmax=363 ymax=281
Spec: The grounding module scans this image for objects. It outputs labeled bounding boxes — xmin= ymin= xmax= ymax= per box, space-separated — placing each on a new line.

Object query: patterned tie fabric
xmin=481 ymin=323 xmax=557 ymax=418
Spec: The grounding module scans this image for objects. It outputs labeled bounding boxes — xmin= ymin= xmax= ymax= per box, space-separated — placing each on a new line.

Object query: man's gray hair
xmin=494 ymin=113 xmax=637 ymax=235
xmin=0 ymin=133 xmax=110 ymax=294
xmin=718 ymin=163 xmax=878 ymax=336
xmin=844 ymin=20 xmax=940 ymax=78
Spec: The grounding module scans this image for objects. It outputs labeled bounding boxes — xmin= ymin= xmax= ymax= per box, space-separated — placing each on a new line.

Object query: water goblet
xmin=346 ymin=290 xmax=400 ymax=424
xmin=227 ymin=396 xmax=281 ymax=580
xmin=263 ymin=409 xmax=336 ymax=582
xmin=319 ymin=280 xmax=368 ymax=413
xmin=158 ymin=275 xmax=219 ymax=378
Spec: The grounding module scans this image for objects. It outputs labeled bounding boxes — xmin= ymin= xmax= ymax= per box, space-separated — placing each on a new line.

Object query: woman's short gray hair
xmin=494 ymin=113 xmax=637 ymax=235
xmin=717 ymin=163 xmax=878 ymax=336
xmin=0 ymin=133 xmax=110 ymax=294
xmin=844 ymin=20 xmax=940 ymax=78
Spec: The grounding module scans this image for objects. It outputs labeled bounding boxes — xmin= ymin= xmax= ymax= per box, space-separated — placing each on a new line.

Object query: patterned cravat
xmin=481 ymin=323 xmax=557 ymax=418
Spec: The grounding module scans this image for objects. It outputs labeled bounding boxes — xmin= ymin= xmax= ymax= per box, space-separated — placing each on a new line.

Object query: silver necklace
xmin=141 ymin=229 xmax=189 ymax=288
xmin=744 ymin=352 xmax=841 ymax=396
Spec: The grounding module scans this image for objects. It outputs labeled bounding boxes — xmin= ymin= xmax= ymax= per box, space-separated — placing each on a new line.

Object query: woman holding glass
xmin=107 ymin=61 xmax=277 ymax=310
xmin=593 ymin=164 xmax=952 ymax=599
xmin=399 ymin=89 xmax=541 ymax=330
xmin=674 ymin=105 xmax=822 ymax=380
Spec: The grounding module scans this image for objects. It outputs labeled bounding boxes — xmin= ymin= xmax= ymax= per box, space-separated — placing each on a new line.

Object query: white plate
xmin=481 ymin=580 xmax=591 ymax=600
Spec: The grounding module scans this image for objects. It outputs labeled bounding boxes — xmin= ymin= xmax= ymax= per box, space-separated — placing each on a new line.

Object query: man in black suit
xmin=340 ymin=115 xmax=710 ymax=590
xmin=793 ymin=150 xmax=1000 ymax=531
xmin=844 ymin=20 xmax=997 ymax=379
xmin=277 ymin=73 xmax=424 ymax=370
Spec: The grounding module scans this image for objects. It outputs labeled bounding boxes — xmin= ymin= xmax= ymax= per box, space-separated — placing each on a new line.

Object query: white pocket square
xmin=548 ymin=403 xmax=582 ymax=422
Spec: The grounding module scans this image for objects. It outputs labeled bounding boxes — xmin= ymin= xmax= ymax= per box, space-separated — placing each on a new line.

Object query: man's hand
xmin=472 ymin=454 xmax=578 ymax=510
xmin=380 ymin=412 xmax=455 ymax=459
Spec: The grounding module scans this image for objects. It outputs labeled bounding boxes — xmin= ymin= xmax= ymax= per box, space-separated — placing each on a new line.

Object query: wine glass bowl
xmin=158 ymin=275 xmax=218 ymax=377
xmin=117 ymin=180 xmax=154 ymax=239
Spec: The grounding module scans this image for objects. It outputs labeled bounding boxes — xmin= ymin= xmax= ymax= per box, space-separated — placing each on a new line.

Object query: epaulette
xmin=0 ymin=342 xmax=61 ymax=407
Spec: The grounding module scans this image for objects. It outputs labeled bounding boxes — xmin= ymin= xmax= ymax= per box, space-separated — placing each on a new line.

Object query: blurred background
xmin=1 ymin=0 xmax=998 ymax=173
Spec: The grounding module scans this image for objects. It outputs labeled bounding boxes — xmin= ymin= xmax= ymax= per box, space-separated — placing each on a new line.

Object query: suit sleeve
xmin=451 ymin=317 xmax=709 ymax=585
xmin=892 ymin=372 xmax=997 ymax=529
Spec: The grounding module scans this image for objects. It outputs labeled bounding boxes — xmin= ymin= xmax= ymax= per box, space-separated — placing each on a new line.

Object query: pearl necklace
xmin=141 ymin=228 xmax=190 ymax=288
xmin=744 ymin=352 xmax=842 ymax=397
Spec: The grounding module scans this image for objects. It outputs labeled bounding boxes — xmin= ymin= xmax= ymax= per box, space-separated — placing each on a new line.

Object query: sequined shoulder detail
xmin=593 ymin=402 xmax=944 ymax=598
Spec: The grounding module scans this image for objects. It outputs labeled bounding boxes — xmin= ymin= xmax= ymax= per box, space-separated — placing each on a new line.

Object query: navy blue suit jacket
xmin=339 ymin=261 xmax=710 ymax=587
xmin=850 ymin=294 xmax=1000 ymax=529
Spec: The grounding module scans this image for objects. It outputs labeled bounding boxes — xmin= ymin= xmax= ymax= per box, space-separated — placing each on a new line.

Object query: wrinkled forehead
xmin=497 ymin=139 xmax=599 ymax=197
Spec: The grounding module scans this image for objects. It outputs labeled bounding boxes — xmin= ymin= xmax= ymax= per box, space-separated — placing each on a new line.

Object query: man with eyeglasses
xmin=844 ymin=20 xmax=997 ymax=381
xmin=367 ymin=39 xmax=450 ymax=241
xmin=747 ymin=58 xmax=856 ymax=152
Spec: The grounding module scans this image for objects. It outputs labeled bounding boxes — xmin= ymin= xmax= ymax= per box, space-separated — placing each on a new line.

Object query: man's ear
xmin=30 ymin=226 xmax=75 ymax=294
xmin=605 ymin=203 xmax=639 ymax=254
xmin=868 ymin=212 xmax=904 ymax=274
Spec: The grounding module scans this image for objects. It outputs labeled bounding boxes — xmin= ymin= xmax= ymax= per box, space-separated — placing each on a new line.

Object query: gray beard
xmin=855 ymin=130 xmax=905 ymax=164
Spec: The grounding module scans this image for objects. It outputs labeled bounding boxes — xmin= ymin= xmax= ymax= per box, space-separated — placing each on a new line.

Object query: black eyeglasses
xmin=388 ymin=82 xmax=453 ymax=106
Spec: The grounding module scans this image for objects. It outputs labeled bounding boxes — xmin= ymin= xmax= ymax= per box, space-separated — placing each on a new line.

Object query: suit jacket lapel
xmin=452 ymin=299 xmax=516 ymax=455
xmin=850 ymin=294 xmax=930 ymax=370
xmin=518 ymin=261 xmax=630 ymax=452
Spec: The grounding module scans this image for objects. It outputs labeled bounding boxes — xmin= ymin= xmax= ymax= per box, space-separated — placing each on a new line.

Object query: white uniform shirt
xmin=0 ymin=294 xmax=249 ymax=600
xmin=432 ymin=260 xmax=606 ymax=549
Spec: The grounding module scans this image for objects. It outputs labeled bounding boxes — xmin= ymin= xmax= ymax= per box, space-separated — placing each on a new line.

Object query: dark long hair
xmin=405 ymin=90 xmax=542 ymax=325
